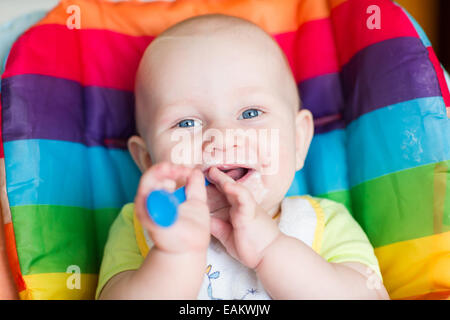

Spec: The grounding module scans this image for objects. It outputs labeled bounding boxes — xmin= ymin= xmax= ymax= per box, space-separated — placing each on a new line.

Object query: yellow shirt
xmin=95 ymin=195 xmax=383 ymax=299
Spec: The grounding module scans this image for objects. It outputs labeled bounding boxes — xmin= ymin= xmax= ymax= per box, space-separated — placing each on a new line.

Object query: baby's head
xmin=129 ymin=14 xmax=314 ymax=216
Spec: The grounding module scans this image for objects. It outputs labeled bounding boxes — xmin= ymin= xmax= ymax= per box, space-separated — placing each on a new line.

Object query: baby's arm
xmin=98 ymin=163 xmax=210 ymax=299
xmin=255 ymin=234 xmax=389 ymax=299
xmin=99 ymin=249 xmax=206 ymax=299
xmin=208 ymin=167 xmax=389 ymax=299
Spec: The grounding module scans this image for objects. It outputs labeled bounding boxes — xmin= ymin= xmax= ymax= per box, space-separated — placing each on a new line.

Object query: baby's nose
xmin=200 ymin=124 xmax=259 ymax=166
xmin=202 ymin=127 xmax=238 ymax=154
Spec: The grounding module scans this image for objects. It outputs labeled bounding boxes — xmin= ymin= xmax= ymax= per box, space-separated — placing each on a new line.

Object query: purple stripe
xmin=1 ymin=74 xmax=135 ymax=148
xmin=298 ymin=72 xmax=345 ymax=134
xmin=341 ymin=37 xmax=441 ymax=124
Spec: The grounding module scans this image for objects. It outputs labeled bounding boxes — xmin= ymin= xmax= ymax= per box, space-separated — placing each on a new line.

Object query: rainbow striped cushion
xmin=1 ymin=0 xmax=449 ymax=300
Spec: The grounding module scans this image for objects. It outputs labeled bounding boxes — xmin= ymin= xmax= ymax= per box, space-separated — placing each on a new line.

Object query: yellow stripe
xmin=283 ymin=195 xmax=324 ymax=254
xmin=301 ymin=196 xmax=325 ymax=254
xmin=133 ymin=209 xmax=149 ymax=258
xmin=19 ymin=273 xmax=98 ymax=300
xmin=375 ymin=231 xmax=450 ymax=299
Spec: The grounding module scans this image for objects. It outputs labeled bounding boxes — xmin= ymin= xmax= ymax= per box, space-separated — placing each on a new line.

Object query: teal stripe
xmin=304 ymin=129 xmax=348 ymax=195
xmin=4 ymin=139 xmax=140 ymax=208
xmin=347 ymin=97 xmax=450 ymax=187
xmin=287 ymin=129 xmax=348 ymax=197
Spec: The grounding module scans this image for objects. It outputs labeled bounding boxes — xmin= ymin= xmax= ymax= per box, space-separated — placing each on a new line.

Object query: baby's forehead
xmin=134 ymin=15 xmax=299 ymax=134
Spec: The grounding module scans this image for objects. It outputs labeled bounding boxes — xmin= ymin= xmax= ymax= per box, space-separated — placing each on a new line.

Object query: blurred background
xmin=0 ymin=0 xmax=448 ymax=69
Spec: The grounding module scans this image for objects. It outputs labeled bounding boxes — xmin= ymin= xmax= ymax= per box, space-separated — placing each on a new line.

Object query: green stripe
xmin=350 ymin=161 xmax=450 ymax=248
xmin=11 ymin=205 xmax=120 ymax=276
xmin=317 ymin=189 xmax=352 ymax=214
xmin=443 ymin=160 xmax=450 ymax=233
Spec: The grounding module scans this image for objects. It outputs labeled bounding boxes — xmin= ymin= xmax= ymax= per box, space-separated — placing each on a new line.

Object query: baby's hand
xmin=134 ymin=162 xmax=210 ymax=255
xmin=207 ymin=167 xmax=281 ymax=269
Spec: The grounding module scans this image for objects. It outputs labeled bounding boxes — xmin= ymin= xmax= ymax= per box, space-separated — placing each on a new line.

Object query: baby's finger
xmin=206 ymin=166 xmax=236 ymax=194
xmin=138 ymin=162 xmax=193 ymax=196
xmin=206 ymin=185 xmax=230 ymax=216
xmin=223 ymin=182 xmax=256 ymax=221
xmin=185 ymin=168 xmax=207 ymax=203
xmin=210 ymin=217 xmax=237 ymax=259
xmin=135 ymin=162 xmax=194 ymax=227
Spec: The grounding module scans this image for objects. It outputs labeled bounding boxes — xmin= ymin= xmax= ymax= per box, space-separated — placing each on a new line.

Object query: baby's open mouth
xmin=214 ymin=165 xmax=255 ymax=182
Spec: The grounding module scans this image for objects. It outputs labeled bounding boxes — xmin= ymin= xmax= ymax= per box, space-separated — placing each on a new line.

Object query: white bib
xmin=136 ymin=196 xmax=324 ymax=300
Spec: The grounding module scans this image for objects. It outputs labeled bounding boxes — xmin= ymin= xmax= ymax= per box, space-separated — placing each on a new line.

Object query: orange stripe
xmin=330 ymin=0 xmax=348 ymax=9
xmin=4 ymin=222 xmax=25 ymax=292
xmin=398 ymin=289 xmax=450 ymax=300
xmin=37 ymin=0 xmax=332 ymax=36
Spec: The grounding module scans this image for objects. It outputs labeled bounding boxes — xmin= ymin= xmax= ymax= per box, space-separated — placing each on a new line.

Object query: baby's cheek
xmin=257 ymin=132 xmax=297 ymax=204
xmin=259 ymin=128 xmax=296 ymax=176
xmin=150 ymin=135 xmax=200 ymax=167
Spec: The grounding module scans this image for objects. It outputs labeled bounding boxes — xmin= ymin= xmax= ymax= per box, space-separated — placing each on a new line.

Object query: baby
xmin=96 ymin=14 xmax=389 ymax=300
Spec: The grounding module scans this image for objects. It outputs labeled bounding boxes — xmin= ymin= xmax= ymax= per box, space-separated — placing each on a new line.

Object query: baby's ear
xmin=128 ymin=135 xmax=152 ymax=173
xmin=294 ymin=109 xmax=314 ymax=171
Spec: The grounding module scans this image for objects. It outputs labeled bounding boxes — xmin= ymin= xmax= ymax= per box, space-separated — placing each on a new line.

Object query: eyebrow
xmin=233 ymin=85 xmax=268 ymax=96
xmin=162 ymin=97 xmax=203 ymax=109
xmin=159 ymin=85 xmax=282 ymax=119
xmin=233 ymin=86 xmax=285 ymax=107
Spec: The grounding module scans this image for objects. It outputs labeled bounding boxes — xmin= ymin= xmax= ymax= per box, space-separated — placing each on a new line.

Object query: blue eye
xmin=177 ymin=119 xmax=201 ymax=128
xmin=239 ymin=108 xmax=262 ymax=120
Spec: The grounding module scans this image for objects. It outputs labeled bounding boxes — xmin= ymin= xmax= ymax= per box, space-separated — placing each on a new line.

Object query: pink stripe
xmin=0 ymin=92 xmax=3 ymax=158
xmin=275 ymin=18 xmax=339 ymax=82
xmin=331 ymin=0 xmax=419 ymax=66
xmin=3 ymin=25 xmax=153 ymax=91
xmin=427 ymin=46 xmax=450 ymax=108
xmin=1 ymin=5 xmax=426 ymax=91
xmin=4 ymin=20 xmax=342 ymax=89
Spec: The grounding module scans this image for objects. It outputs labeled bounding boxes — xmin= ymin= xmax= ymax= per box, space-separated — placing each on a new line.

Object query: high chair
xmin=0 ymin=0 xmax=449 ymax=299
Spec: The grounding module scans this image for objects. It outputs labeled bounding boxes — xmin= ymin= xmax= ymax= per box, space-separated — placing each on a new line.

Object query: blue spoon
xmin=146 ymin=178 xmax=210 ymax=227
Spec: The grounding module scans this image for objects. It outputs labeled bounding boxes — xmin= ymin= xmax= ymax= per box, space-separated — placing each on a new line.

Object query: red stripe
xmin=398 ymin=290 xmax=450 ymax=300
xmin=276 ymin=19 xmax=339 ymax=82
xmin=331 ymin=0 xmax=419 ymax=66
xmin=4 ymin=223 xmax=26 ymax=292
xmin=3 ymin=20 xmax=341 ymax=90
xmin=2 ymin=25 xmax=154 ymax=92
xmin=427 ymin=46 xmax=450 ymax=108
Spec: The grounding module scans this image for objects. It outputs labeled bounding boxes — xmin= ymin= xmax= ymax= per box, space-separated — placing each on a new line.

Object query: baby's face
xmin=134 ymin=32 xmax=311 ymax=215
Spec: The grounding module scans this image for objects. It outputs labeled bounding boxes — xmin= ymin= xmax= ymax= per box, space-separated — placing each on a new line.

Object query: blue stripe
xmin=347 ymin=97 xmax=450 ymax=187
xmin=4 ymin=139 xmax=140 ymax=208
xmin=287 ymin=129 xmax=349 ymax=197
xmin=286 ymin=169 xmax=308 ymax=197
